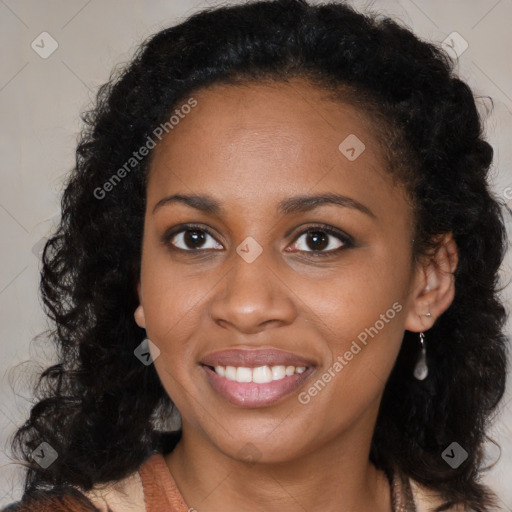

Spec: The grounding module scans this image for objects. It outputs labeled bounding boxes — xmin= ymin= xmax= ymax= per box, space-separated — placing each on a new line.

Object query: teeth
xmin=272 ymin=365 xmax=286 ymax=380
xmin=253 ymin=366 xmax=273 ymax=383
xmin=211 ymin=364 xmax=307 ymax=382
xmin=225 ymin=366 xmax=237 ymax=380
xmin=285 ymin=365 xmax=295 ymax=376
xmin=236 ymin=367 xmax=252 ymax=382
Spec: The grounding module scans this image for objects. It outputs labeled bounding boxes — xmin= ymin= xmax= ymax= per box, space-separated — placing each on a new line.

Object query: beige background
xmin=1 ymin=0 xmax=511 ymax=509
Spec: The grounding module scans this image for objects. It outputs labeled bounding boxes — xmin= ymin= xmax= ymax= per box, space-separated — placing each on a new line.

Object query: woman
xmin=4 ymin=0 xmax=510 ymax=511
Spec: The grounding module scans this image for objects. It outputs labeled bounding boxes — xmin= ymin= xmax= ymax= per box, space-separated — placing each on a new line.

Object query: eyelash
xmin=161 ymin=223 xmax=354 ymax=258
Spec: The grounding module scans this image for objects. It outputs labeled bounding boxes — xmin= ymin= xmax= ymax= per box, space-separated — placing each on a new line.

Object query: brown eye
xmin=304 ymin=231 xmax=330 ymax=251
xmin=166 ymin=227 xmax=223 ymax=251
xmin=183 ymin=229 xmax=206 ymax=249
xmin=288 ymin=225 xmax=352 ymax=256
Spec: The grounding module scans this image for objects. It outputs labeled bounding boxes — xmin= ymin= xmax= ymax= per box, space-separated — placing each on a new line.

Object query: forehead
xmin=144 ymin=79 xmax=414 ymax=243
xmin=146 ymin=79 xmax=402 ymax=218
xmin=151 ymin=79 xmax=390 ymax=177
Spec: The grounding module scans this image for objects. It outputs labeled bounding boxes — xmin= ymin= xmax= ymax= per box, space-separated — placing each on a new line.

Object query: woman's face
xmin=135 ymin=79 xmax=424 ymax=463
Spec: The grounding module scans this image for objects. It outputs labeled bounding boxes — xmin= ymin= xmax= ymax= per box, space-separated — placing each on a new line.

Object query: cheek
xmin=139 ymin=252 xmax=207 ymax=400
xmin=142 ymin=282 xmax=200 ymax=372
xmin=140 ymin=247 xmax=207 ymax=341
xmin=301 ymin=248 xmax=409 ymax=393
xmin=305 ymin=246 xmax=409 ymax=334
xmin=144 ymin=283 xmax=202 ymax=417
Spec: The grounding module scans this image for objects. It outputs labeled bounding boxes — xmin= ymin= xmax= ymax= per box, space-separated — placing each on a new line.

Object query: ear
xmin=134 ymin=281 xmax=146 ymax=329
xmin=405 ymin=232 xmax=458 ymax=333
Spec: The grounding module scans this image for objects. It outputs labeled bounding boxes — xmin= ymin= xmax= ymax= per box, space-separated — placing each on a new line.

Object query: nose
xmin=209 ymin=248 xmax=297 ymax=334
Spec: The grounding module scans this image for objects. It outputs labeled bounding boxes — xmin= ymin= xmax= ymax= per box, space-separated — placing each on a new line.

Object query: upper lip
xmin=200 ymin=347 xmax=316 ymax=369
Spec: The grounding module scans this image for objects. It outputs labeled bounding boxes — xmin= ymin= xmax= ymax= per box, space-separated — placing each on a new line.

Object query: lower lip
xmin=201 ymin=365 xmax=314 ymax=408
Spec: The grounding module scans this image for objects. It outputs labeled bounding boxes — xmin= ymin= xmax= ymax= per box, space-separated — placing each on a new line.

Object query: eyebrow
xmin=152 ymin=192 xmax=376 ymax=218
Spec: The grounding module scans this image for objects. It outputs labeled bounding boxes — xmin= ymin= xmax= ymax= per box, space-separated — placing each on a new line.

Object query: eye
xmin=288 ymin=225 xmax=352 ymax=256
xmin=163 ymin=224 xmax=223 ymax=251
xmin=162 ymin=223 xmax=353 ymax=256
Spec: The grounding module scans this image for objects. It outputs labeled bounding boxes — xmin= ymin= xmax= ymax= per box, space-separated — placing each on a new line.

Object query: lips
xmin=200 ymin=347 xmax=316 ymax=369
xmin=199 ymin=347 xmax=317 ymax=407
xmin=201 ymin=364 xmax=315 ymax=407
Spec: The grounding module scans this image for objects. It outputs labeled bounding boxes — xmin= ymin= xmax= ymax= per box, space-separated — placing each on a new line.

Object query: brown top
xmin=3 ymin=452 xmax=467 ymax=511
xmin=84 ymin=452 xmax=427 ymax=512
xmin=137 ymin=453 xmax=419 ymax=512
xmin=138 ymin=453 xmax=189 ymax=512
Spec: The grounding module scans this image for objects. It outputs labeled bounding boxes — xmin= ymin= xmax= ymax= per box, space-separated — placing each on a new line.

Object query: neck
xmin=164 ymin=405 xmax=392 ymax=512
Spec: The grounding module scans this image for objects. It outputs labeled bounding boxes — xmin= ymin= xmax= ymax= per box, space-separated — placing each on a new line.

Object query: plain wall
xmin=1 ymin=0 xmax=511 ymax=508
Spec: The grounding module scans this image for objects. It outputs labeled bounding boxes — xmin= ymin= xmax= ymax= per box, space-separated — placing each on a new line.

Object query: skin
xmin=134 ymin=78 xmax=458 ymax=512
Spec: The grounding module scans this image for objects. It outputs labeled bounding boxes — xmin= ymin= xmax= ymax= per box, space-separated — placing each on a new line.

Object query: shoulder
xmin=1 ymin=486 xmax=101 ymax=511
xmin=78 ymin=465 xmax=146 ymax=512
xmin=2 ymin=460 xmax=147 ymax=512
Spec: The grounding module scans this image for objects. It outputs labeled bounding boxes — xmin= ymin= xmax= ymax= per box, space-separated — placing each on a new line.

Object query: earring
xmin=413 ymin=332 xmax=428 ymax=380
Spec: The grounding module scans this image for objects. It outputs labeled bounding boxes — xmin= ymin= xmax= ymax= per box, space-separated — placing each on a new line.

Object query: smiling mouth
xmin=201 ymin=363 xmax=315 ymax=408
xmin=202 ymin=364 xmax=308 ymax=383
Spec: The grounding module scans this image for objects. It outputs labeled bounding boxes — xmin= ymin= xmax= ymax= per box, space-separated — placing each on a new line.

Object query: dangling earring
xmin=413 ymin=332 xmax=428 ymax=380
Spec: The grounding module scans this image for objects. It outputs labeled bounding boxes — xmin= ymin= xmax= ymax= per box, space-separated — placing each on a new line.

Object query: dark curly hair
xmin=6 ymin=1 xmax=510 ymax=511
